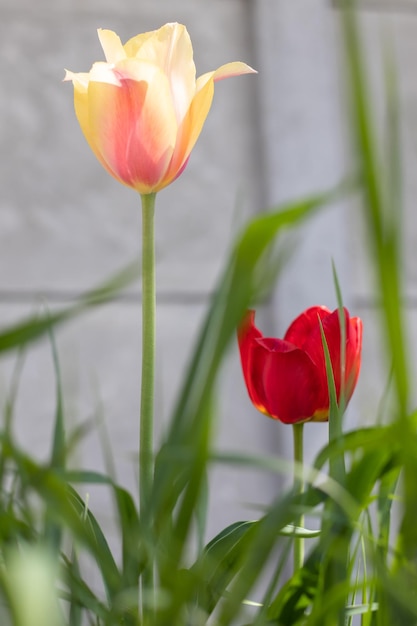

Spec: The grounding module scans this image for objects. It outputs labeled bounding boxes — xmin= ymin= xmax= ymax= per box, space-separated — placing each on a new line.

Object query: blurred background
xmin=1 ymin=0 xmax=416 ymax=550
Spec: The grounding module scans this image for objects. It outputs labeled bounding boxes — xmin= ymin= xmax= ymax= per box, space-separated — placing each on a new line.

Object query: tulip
xmin=64 ymin=23 xmax=256 ymax=194
xmin=238 ymin=307 xmax=362 ymax=424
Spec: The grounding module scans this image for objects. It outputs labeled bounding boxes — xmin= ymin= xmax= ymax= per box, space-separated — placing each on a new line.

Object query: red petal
xmin=302 ymin=308 xmax=362 ymax=409
xmin=256 ymin=338 xmax=322 ymax=423
xmin=345 ymin=316 xmax=363 ymax=400
xmin=238 ymin=311 xmax=323 ymax=423
xmin=284 ymin=306 xmax=331 ymax=349
xmin=237 ymin=311 xmax=268 ymax=413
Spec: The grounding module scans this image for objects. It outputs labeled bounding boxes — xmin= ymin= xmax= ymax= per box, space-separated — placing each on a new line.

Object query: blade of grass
xmin=43 ymin=323 xmax=66 ymax=553
xmin=0 ymin=261 xmax=139 ymax=355
xmin=341 ymin=4 xmax=409 ymax=416
xmin=192 ymin=520 xmax=257 ymax=615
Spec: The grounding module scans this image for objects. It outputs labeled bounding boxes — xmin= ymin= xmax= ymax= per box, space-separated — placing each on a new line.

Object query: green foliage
xmin=1 ymin=4 xmax=416 ymax=626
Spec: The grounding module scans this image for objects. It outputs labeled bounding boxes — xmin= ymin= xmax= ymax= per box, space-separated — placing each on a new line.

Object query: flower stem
xmin=292 ymin=422 xmax=304 ymax=572
xmin=140 ymin=192 xmax=156 ymax=514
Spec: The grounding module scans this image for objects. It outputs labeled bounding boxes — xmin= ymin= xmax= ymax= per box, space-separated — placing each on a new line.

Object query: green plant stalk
xmin=140 ymin=192 xmax=156 ymax=514
xmin=292 ymin=422 xmax=304 ymax=572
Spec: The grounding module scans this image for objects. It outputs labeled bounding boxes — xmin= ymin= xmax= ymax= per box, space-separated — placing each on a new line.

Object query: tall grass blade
xmin=0 ymin=261 xmax=139 ymax=355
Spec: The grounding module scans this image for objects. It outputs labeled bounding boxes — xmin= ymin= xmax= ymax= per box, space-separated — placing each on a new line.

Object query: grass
xmin=0 ymin=3 xmax=416 ymax=625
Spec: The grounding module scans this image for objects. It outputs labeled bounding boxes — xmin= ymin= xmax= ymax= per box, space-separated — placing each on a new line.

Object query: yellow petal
xmin=97 ymin=29 xmax=126 ymax=63
xmin=212 ymin=61 xmax=257 ymax=82
xmin=137 ymin=24 xmax=192 ymax=71
xmin=123 ymin=30 xmax=155 ymax=58
xmin=63 ymin=70 xmax=90 ymax=91
xmin=164 ymin=76 xmax=214 ymax=186
xmin=195 ymin=70 xmax=215 ymax=93
xmin=89 ymin=61 xmax=122 ymax=86
xmin=72 ymin=79 xmax=118 ymax=181
xmin=127 ymin=23 xmax=196 ymax=124
xmin=197 ymin=62 xmax=257 ymax=92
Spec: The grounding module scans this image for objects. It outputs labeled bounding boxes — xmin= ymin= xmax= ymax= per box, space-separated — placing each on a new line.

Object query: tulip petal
xmin=89 ymin=61 xmax=123 ymax=87
xmin=70 ymin=77 xmax=119 ymax=181
xmin=256 ymin=339 xmax=322 ymax=424
xmin=284 ymin=306 xmax=331 ymax=349
xmin=302 ymin=308 xmax=362 ymax=408
xmin=133 ymin=23 xmax=196 ymax=123
xmin=63 ymin=70 xmax=90 ymax=90
xmin=87 ymin=60 xmax=178 ymax=194
xmin=195 ymin=71 xmax=214 ymax=93
xmin=161 ymin=60 xmax=255 ymax=185
xmin=238 ymin=311 xmax=322 ymax=423
xmin=196 ymin=62 xmax=256 ymax=93
xmin=163 ymin=75 xmax=214 ymax=187
xmin=97 ymin=29 xmax=126 ymax=63
xmin=123 ymin=30 xmax=155 ymax=57
xmin=345 ymin=316 xmax=363 ymax=398
xmin=238 ymin=311 xmax=267 ymax=414
xmin=212 ymin=61 xmax=257 ymax=82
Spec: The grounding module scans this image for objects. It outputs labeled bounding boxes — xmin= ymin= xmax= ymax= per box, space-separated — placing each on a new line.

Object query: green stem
xmin=140 ymin=192 xmax=156 ymax=515
xmin=292 ymin=422 xmax=304 ymax=572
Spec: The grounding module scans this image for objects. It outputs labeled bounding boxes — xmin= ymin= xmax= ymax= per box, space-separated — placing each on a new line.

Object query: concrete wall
xmin=1 ymin=0 xmax=415 ymax=544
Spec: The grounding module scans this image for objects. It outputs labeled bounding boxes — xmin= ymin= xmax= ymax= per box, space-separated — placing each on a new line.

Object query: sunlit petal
xmin=89 ymin=61 xmax=122 ymax=86
xmin=212 ymin=61 xmax=257 ymax=82
xmin=238 ymin=311 xmax=268 ymax=414
xmin=131 ymin=23 xmax=196 ymax=123
xmin=63 ymin=70 xmax=90 ymax=91
xmin=72 ymin=83 xmax=118 ymax=181
xmin=123 ymin=30 xmax=156 ymax=57
xmin=163 ymin=76 xmax=214 ymax=186
xmin=97 ymin=29 xmax=126 ymax=63
xmin=284 ymin=306 xmax=331 ymax=349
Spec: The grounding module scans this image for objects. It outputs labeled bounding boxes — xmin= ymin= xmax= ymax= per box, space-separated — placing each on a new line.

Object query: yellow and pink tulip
xmin=65 ymin=23 xmax=256 ymax=195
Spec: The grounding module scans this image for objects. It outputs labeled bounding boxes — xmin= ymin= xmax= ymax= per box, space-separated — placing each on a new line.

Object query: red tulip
xmin=238 ymin=307 xmax=362 ymax=424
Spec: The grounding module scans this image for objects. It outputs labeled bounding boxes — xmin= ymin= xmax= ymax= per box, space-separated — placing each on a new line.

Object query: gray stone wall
xmin=1 ymin=0 xmax=415 ymax=546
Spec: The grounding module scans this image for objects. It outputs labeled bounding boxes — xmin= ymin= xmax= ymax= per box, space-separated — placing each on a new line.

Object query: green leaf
xmin=193 ymin=521 xmax=257 ymax=614
xmin=61 ymin=554 xmax=110 ymax=622
xmin=217 ymin=490 xmax=312 ymax=625
xmin=278 ymin=525 xmax=321 ymax=538
xmin=65 ymin=487 xmax=121 ymax=600
xmin=113 ymin=486 xmax=143 ymax=589
xmin=43 ymin=323 xmax=66 ymax=553
xmin=267 ymin=548 xmax=322 ymax=624
xmin=345 ymin=602 xmax=379 ymax=617
xmin=0 ymin=261 xmax=139 ymax=354
xmin=67 ymin=551 xmax=83 ymax=626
